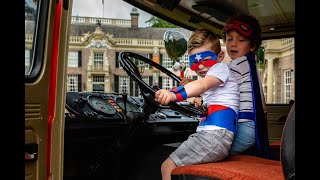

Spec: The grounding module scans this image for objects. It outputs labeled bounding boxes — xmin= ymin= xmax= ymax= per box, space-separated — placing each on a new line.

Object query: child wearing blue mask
xmin=155 ymin=29 xmax=240 ymax=180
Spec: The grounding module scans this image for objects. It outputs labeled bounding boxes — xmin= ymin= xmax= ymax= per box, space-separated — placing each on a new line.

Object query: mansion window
xmin=161 ymin=53 xmax=189 ymax=69
xmin=180 ymin=54 xmax=189 ymax=67
xmin=138 ymin=53 xmax=151 ymax=69
xmin=162 ymin=77 xmax=173 ymax=90
xmin=92 ymin=75 xmax=105 ymax=92
xmin=115 ymin=52 xmax=151 ymax=69
xmin=119 ymin=76 xmax=130 ymax=94
xmin=284 ymin=69 xmax=292 ymax=103
xmin=142 ymin=76 xmax=150 ymax=86
xmin=162 ymin=54 xmax=173 ymax=69
xmin=25 ymin=49 xmax=31 ymax=75
xmin=133 ymin=76 xmax=150 ymax=97
xmin=191 ymin=75 xmax=198 ymax=80
xmin=94 ymin=52 xmax=104 ymax=70
xmin=67 ymin=74 xmax=79 ymax=92
xmin=68 ymin=51 xmax=80 ymax=68
xmin=115 ymin=75 xmax=151 ymax=96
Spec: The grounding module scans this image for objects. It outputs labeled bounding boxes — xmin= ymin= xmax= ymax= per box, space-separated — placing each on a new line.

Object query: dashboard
xmin=65 ymin=91 xmax=200 ymax=132
xmin=64 ymin=91 xmax=200 ymax=179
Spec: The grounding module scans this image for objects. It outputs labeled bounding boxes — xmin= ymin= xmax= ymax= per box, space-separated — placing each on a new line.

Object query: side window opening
xmin=25 ymin=0 xmax=49 ymax=82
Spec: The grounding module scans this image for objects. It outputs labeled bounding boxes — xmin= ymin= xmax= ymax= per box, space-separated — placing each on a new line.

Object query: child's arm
xmin=184 ymin=75 xmax=222 ymax=96
xmin=155 ymin=75 xmax=222 ymax=105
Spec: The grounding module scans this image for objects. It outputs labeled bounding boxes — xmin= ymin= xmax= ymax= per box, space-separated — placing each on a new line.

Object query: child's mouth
xmin=198 ymin=71 xmax=207 ymax=76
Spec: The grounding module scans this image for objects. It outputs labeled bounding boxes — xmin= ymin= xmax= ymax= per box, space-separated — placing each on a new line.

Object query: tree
xmin=145 ymin=17 xmax=177 ymax=28
xmin=25 ymin=2 xmax=36 ymax=20
xmin=255 ymin=46 xmax=265 ymax=74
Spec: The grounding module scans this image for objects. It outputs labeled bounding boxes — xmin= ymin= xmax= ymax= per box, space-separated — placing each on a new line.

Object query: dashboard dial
xmin=87 ymin=95 xmax=116 ymax=116
xmin=115 ymin=98 xmax=139 ymax=112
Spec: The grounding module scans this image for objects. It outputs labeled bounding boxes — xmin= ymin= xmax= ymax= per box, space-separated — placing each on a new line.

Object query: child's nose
xmin=231 ymin=40 xmax=237 ymax=46
xmin=197 ymin=64 xmax=205 ymax=70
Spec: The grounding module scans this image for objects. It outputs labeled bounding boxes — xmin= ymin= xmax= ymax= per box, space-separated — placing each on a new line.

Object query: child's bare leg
xmin=161 ymin=158 xmax=177 ymax=180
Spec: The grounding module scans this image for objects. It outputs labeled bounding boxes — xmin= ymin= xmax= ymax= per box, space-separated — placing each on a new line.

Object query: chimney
xmin=130 ymin=7 xmax=139 ymax=28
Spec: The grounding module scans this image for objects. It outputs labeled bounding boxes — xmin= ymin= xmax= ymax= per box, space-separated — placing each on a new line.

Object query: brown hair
xmin=222 ymin=14 xmax=262 ymax=52
xmin=187 ymin=29 xmax=221 ymax=54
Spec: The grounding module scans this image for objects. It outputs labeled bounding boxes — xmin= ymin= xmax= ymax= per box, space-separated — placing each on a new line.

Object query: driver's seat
xmin=171 ymin=54 xmax=295 ymax=180
xmin=171 ymin=104 xmax=295 ymax=180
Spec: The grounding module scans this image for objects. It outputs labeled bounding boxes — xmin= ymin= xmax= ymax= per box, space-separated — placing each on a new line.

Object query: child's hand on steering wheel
xmin=194 ymin=96 xmax=202 ymax=108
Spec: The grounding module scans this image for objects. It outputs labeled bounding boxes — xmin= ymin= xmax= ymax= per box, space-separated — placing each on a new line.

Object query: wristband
xmin=170 ymin=86 xmax=188 ymax=102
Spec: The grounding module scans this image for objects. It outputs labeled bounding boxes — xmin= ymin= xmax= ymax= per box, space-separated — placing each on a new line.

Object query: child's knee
xmin=161 ymin=158 xmax=176 ymax=174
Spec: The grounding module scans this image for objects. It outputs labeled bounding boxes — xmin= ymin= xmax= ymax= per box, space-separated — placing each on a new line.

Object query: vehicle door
xmin=25 ymin=0 xmax=72 ymax=179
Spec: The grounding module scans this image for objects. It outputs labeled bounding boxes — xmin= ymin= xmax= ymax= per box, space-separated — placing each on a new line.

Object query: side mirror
xmin=163 ymin=30 xmax=188 ymax=62
xmin=163 ymin=30 xmax=188 ymax=77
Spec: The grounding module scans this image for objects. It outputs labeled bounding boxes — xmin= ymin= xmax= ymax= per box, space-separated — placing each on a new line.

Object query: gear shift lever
xmin=122 ymin=92 xmax=128 ymax=118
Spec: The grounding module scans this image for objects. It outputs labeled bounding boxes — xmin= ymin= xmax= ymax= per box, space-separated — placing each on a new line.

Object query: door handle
xmin=25 ymin=143 xmax=38 ymax=161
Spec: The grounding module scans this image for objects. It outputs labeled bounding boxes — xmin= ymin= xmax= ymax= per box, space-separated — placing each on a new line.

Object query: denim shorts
xmin=169 ymin=129 xmax=234 ymax=166
xmin=230 ymin=120 xmax=255 ymax=154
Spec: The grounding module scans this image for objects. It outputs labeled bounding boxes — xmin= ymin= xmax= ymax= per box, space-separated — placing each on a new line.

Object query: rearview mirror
xmin=163 ymin=30 xmax=188 ymax=62
xmin=163 ymin=30 xmax=188 ymax=77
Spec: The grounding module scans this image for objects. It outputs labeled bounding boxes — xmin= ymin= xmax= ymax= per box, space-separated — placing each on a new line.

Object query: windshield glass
xmin=63 ymin=0 xmax=294 ymax=104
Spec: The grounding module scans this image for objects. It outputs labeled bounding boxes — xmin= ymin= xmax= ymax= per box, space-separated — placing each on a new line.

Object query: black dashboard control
xmin=84 ymin=111 xmax=97 ymax=118
xmin=75 ymin=97 xmax=87 ymax=108
xmin=155 ymin=111 xmax=166 ymax=119
xmin=161 ymin=109 xmax=182 ymax=118
xmin=108 ymin=99 xmax=123 ymax=113
xmin=101 ymin=93 xmax=109 ymax=99
xmin=67 ymin=112 xmax=77 ymax=119
xmin=121 ymin=92 xmax=128 ymax=117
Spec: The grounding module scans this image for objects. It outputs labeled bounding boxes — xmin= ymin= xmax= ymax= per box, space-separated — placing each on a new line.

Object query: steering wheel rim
xmin=118 ymin=51 xmax=204 ymax=116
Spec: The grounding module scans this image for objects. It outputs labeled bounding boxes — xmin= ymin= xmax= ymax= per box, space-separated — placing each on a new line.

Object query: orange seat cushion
xmin=172 ymin=155 xmax=284 ymax=180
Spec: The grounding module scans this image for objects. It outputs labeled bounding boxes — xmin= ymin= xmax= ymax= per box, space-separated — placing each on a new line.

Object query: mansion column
xmin=266 ymin=58 xmax=274 ymax=103
xmin=152 ymin=47 xmax=160 ymax=86
xmin=86 ymin=50 xmax=93 ymax=91
xmin=103 ymin=51 xmax=111 ymax=92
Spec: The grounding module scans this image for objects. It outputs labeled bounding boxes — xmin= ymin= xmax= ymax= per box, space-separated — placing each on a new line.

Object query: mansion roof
xmin=69 ymin=24 xmax=192 ymax=39
xmin=25 ymin=20 xmax=192 ymax=39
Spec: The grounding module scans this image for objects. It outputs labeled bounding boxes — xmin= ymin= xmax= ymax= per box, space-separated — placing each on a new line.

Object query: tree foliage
xmin=145 ymin=17 xmax=177 ymax=28
xmin=25 ymin=2 xmax=36 ymax=20
xmin=256 ymin=46 xmax=265 ymax=73
xmin=25 ymin=2 xmax=35 ymax=14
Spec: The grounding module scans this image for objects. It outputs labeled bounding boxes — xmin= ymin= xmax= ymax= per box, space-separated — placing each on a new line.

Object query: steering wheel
xmin=118 ymin=51 xmax=204 ymax=116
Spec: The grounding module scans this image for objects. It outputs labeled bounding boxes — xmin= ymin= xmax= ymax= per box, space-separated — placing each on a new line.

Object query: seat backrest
xmin=281 ymin=103 xmax=295 ymax=179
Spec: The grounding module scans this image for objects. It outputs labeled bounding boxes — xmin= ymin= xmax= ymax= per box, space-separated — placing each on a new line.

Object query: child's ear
xmin=218 ymin=51 xmax=225 ymax=62
xmin=250 ymin=43 xmax=257 ymax=52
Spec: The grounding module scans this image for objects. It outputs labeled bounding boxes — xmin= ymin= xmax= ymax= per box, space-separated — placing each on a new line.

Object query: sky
xmin=72 ymin=0 xmax=153 ymax=27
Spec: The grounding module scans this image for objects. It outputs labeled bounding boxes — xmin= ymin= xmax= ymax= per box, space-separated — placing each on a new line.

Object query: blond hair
xmin=187 ymin=29 xmax=221 ymax=54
